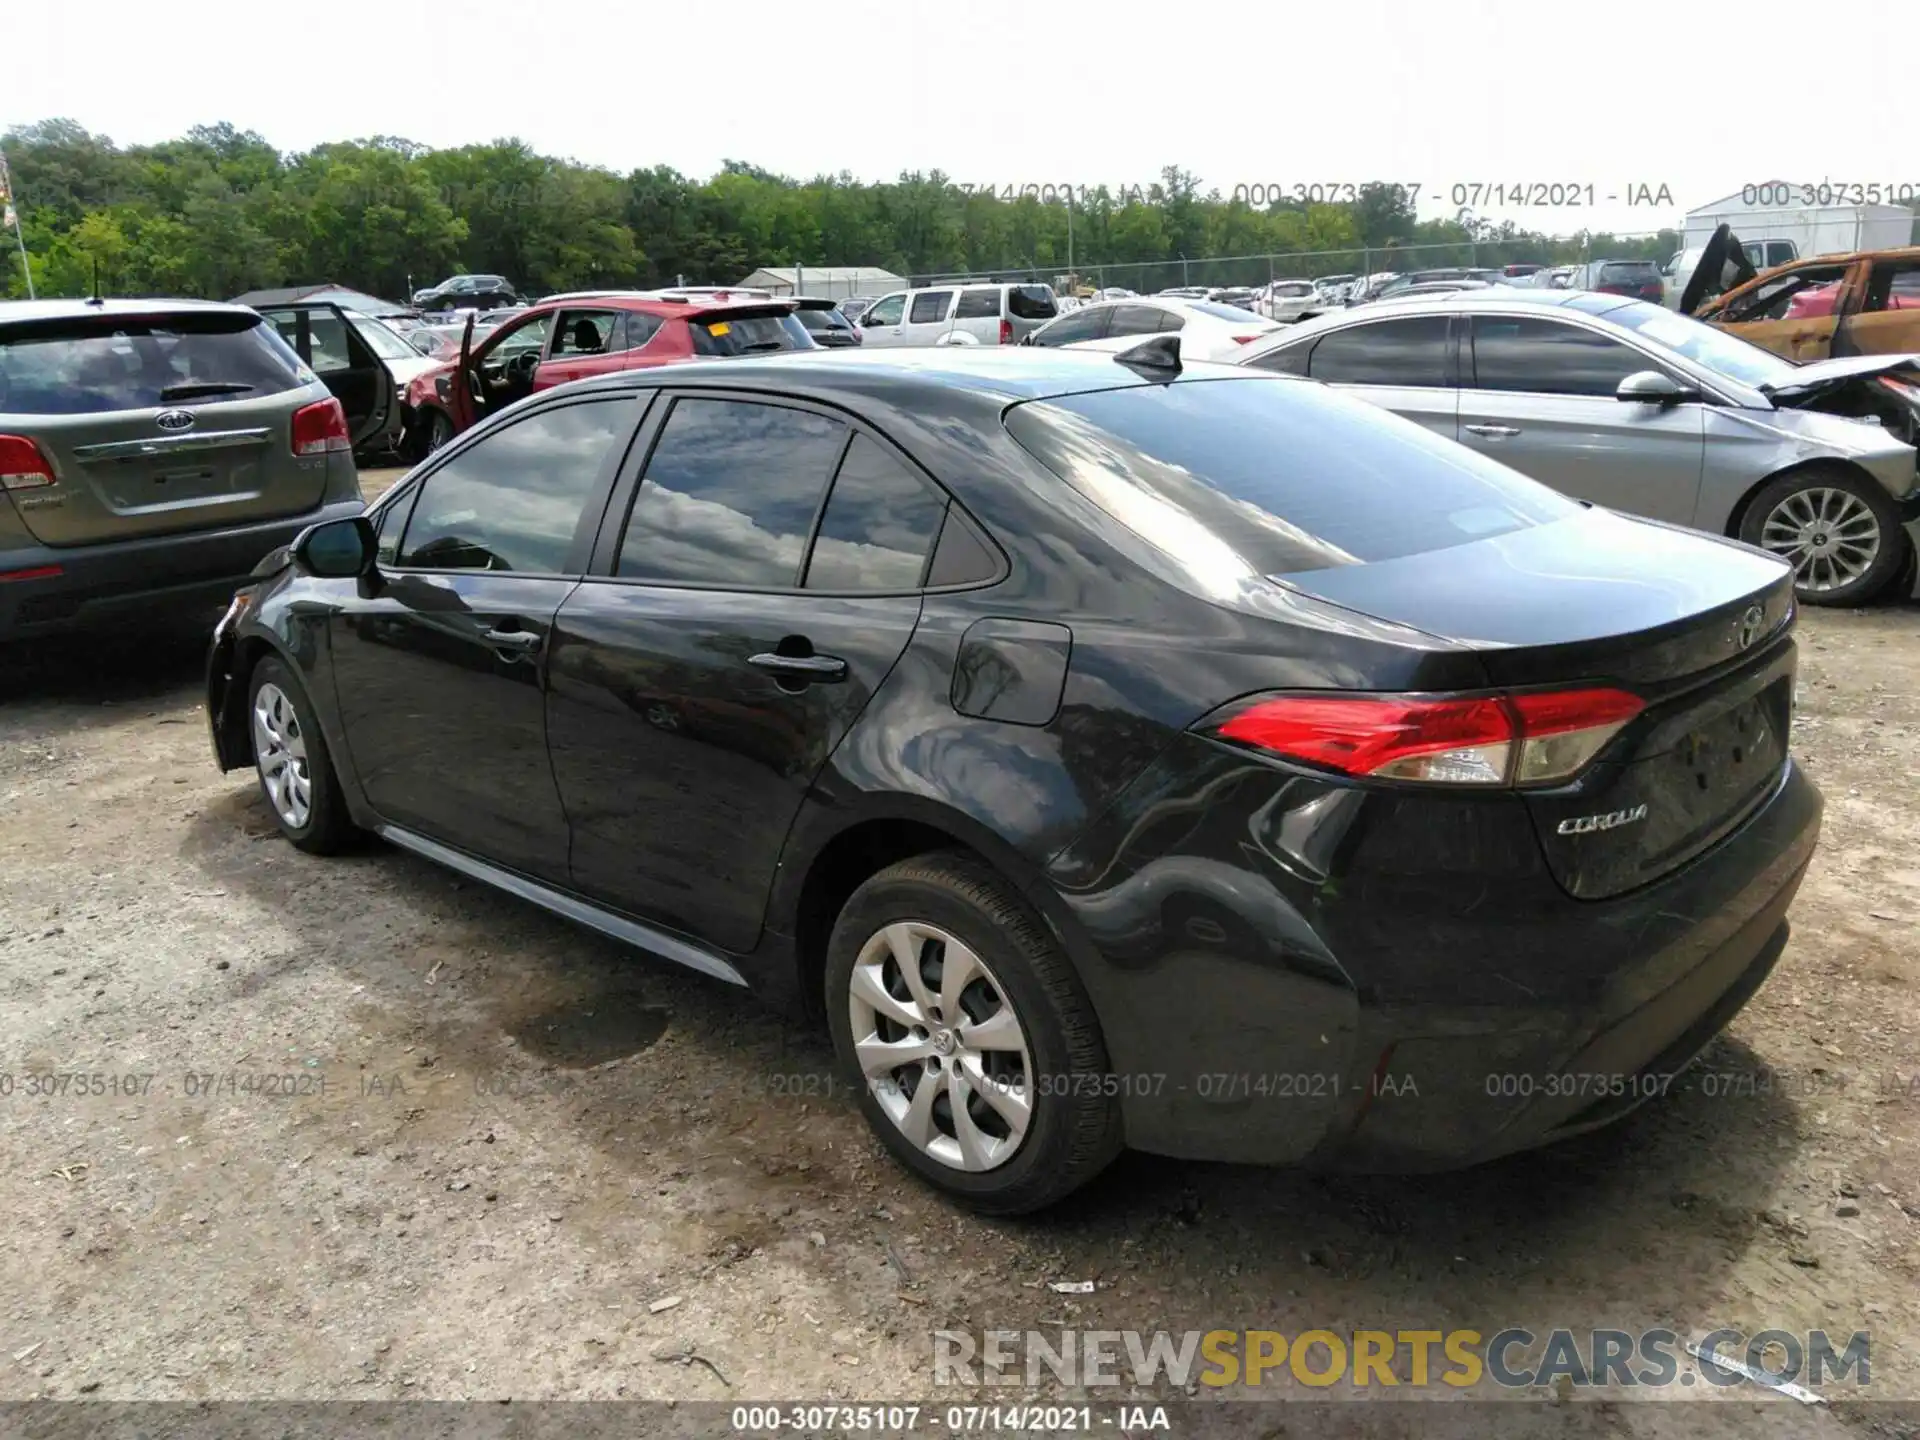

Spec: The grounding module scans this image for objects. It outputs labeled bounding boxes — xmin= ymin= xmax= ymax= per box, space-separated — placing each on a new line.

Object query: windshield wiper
xmin=159 ymin=381 xmax=256 ymax=401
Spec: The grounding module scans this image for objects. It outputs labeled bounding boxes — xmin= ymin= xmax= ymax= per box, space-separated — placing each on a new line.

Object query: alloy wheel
xmin=1760 ymin=486 xmax=1880 ymax=593
xmin=252 ymin=682 xmax=312 ymax=829
xmin=846 ymin=921 xmax=1034 ymax=1172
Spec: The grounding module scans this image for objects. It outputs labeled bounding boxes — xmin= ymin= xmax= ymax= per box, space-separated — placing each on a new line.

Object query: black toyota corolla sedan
xmin=206 ymin=341 xmax=1821 ymax=1213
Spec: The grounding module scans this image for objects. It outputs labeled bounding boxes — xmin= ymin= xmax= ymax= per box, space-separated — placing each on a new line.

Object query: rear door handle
xmin=482 ymin=627 xmax=542 ymax=656
xmin=1464 ymin=423 xmax=1522 ymax=438
xmin=749 ymin=651 xmax=848 ymax=682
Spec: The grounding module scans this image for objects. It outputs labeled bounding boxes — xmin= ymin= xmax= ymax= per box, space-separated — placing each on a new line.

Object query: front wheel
xmin=824 ymin=852 xmax=1122 ymax=1214
xmin=1741 ymin=466 xmax=1906 ymax=606
xmin=248 ymin=657 xmax=357 ymax=855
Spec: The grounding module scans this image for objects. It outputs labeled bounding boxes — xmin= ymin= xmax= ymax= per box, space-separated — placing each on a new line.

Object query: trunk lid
xmin=1273 ymin=507 xmax=1799 ymax=899
xmin=0 ymin=309 xmax=328 ymax=547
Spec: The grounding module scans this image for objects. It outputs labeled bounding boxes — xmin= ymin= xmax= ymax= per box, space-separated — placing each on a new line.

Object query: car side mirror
xmin=1616 ymin=370 xmax=1698 ymax=406
xmin=292 ymin=515 xmax=376 ymax=578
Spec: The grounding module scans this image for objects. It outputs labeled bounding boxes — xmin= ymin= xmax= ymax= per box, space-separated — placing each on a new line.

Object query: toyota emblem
xmin=1737 ymin=603 xmax=1765 ymax=650
xmin=155 ymin=410 xmax=195 ymax=432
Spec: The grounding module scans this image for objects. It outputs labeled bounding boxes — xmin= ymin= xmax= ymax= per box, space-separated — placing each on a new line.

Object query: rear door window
xmin=551 ymin=310 xmax=622 ymax=356
xmin=1032 ymin=308 xmax=1112 ymax=346
xmin=617 ymin=397 xmax=846 ymax=586
xmin=1469 ymin=316 xmax=1652 ymax=396
xmin=1307 ymin=316 xmax=1450 ymax=387
xmin=1004 ymin=377 xmax=1574 ymax=576
xmin=954 ymin=289 xmax=1003 ymax=320
xmin=909 ymin=291 xmax=954 ymax=324
xmin=0 ymin=313 xmax=309 ymax=415
xmin=615 ymin=312 xmax=664 ymax=351
xmin=1110 ymin=305 xmax=1173 ymax=337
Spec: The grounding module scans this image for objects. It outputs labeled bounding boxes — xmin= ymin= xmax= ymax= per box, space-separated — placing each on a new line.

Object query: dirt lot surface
xmin=2 ymin=467 xmax=1916 ymax=1435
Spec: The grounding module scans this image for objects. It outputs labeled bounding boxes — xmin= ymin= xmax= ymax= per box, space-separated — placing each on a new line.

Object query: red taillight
xmin=0 ymin=564 xmax=64 ymax=583
xmin=290 ymin=398 xmax=351 ymax=456
xmin=1206 ymin=687 xmax=1645 ymax=787
xmin=1231 ymin=334 xmax=1258 ymax=345
xmin=999 ymin=318 xmax=1013 ymax=345
xmin=0 ymin=434 xmax=56 ymax=491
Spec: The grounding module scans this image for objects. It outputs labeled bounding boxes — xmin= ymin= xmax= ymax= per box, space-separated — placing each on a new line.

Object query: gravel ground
xmin=1 ymin=469 xmax=1915 ymax=1434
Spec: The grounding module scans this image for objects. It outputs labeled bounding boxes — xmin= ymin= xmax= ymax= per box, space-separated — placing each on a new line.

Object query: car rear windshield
xmin=1008 ymin=286 xmax=1058 ymax=321
xmin=796 ymin=307 xmax=853 ymax=333
xmin=689 ymin=312 xmax=816 ymax=356
xmin=0 ymin=313 xmax=309 ymax=416
xmin=1598 ymin=262 xmax=1660 ymax=281
xmin=1004 ymin=377 xmax=1577 ymax=576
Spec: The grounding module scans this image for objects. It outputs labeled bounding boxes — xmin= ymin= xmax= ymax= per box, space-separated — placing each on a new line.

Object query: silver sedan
xmin=1233 ymin=289 xmax=1920 ymax=604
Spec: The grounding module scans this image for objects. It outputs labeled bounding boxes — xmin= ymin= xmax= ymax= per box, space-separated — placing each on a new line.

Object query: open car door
xmin=257 ymin=302 xmax=394 ymax=450
xmin=1679 ymin=223 xmax=1761 ymax=317
xmin=451 ymin=311 xmax=479 ymax=434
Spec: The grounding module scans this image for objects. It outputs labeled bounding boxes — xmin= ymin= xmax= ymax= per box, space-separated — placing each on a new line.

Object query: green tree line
xmin=2 ymin=119 xmax=1680 ymax=302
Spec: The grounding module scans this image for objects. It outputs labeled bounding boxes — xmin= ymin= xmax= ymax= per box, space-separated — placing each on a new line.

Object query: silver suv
xmin=857 ymin=282 xmax=1059 ymax=347
xmin=0 ymin=299 xmax=366 ymax=638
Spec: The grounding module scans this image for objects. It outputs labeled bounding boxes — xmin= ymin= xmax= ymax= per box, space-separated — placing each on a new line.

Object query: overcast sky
xmin=8 ymin=0 xmax=1917 ymax=236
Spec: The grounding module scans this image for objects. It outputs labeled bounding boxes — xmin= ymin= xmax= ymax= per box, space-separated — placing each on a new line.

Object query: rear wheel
xmin=249 ymin=657 xmax=356 ymax=855
xmin=1741 ymin=466 xmax=1906 ymax=605
xmin=824 ymin=852 xmax=1121 ymax=1214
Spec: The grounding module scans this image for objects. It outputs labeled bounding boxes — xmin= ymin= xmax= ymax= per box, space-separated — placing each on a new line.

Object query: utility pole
xmin=0 ymin=149 xmax=32 ymax=300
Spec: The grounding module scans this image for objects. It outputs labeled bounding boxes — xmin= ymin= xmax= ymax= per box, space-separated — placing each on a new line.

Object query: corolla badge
xmin=155 ymin=410 xmax=195 ymax=432
xmin=1557 ymin=804 xmax=1649 ymax=836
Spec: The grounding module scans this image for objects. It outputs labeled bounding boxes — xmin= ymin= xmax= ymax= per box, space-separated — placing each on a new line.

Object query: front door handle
xmin=749 ymin=651 xmax=848 ymax=682
xmin=1464 ymin=423 xmax=1522 ymax=438
xmin=482 ymin=627 xmax=542 ymax=657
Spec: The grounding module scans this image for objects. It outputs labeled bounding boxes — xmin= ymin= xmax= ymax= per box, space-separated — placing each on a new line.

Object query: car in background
xmin=1391 ymin=280 xmax=1495 ymax=298
xmin=1207 ymin=287 xmax=1259 ymax=312
xmin=0 ymin=299 xmax=366 ymax=639
xmin=412 ymin=274 xmax=521 ymax=312
xmin=1091 ymin=287 xmax=1137 ymax=302
xmin=1370 ymin=269 xmax=1507 ymax=302
xmin=855 ymin=283 xmax=1058 ymax=348
xmin=1563 ymin=260 xmax=1664 ymax=304
xmin=1503 ymin=263 xmax=1546 ymax=280
xmin=1155 ymin=286 xmax=1212 ymax=300
xmin=206 ymin=343 xmax=1821 ymax=1212
xmin=404 ymin=291 xmax=817 ymax=453
xmin=1258 ymin=280 xmax=1320 ymax=322
xmin=1313 ymin=275 xmax=1355 ymax=308
xmin=839 ymin=297 xmax=879 ymax=322
xmin=1030 ymin=296 xmax=1282 ymax=360
xmin=1683 ymin=232 xmax=1920 ymax=364
xmin=793 ymin=296 xmax=863 ymax=348
xmin=1235 ymin=289 xmax=1920 ymax=605
xmin=255 ymin=303 xmax=439 ymax=461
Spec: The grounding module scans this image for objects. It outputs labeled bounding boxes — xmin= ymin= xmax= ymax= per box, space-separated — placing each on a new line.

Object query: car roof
xmin=0 ymin=297 xmax=262 ymax=328
xmin=556 ymin=343 xmax=1257 ymax=404
xmin=1265 ymin=286 xmax=1634 ymax=340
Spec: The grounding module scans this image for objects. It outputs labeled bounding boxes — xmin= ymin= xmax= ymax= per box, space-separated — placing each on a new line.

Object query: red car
xmin=405 ymin=291 xmax=818 ymax=454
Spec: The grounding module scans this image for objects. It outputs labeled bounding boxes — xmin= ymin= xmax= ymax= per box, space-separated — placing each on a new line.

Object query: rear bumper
xmin=0 ymin=499 xmax=364 ymax=639
xmin=1042 ymin=741 xmax=1823 ymax=1170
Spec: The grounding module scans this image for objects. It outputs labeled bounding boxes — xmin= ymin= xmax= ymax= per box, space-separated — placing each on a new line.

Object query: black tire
xmin=422 ymin=407 xmax=455 ymax=456
xmin=246 ymin=657 xmax=357 ymax=855
xmin=1738 ymin=465 xmax=1907 ymax=606
xmin=824 ymin=851 xmax=1122 ymax=1214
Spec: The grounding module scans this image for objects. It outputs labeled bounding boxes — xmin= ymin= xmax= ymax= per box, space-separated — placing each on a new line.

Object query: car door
xmin=858 ymin=292 xmax=909 ymax=346
xmin=545 ymin=393 xmax=946 ymax=954
xmin=901 ymin=289 xmax=956 ymax=345
xmin=534 ymin=308 xmax=627 ymax=389
xmin=1832 ymin=256 xmax=1920 ymax=358
xmin=257 ymin=303 xmax=394 ymax=450
xmin=1710 ymin=260 xmax=1857 ymax=363
xmin=327 ymin=394 xmax=644 ymax=882
xmin=951 ymin=286 xmax=1004 ymax=344
xmin=1296 ymin=314 xmax=1456 ymax=437
xmin=1459 ymin=314 xmax=1704 ymax=525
